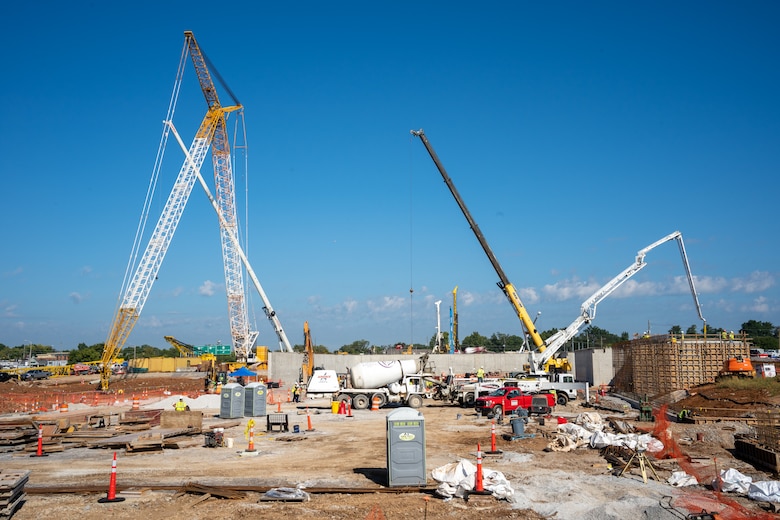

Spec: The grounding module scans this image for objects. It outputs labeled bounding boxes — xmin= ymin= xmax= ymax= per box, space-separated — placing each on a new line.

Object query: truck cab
xmin=475 ymin=386 xmax=555 ymax=417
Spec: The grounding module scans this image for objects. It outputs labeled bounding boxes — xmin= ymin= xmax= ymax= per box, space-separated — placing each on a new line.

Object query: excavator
xmin=301 ymin=322 xmax=315 ymax=384
xmin=164 ymin=336 xmax=218 ymax=382
xmin=411 ymin=129 xmax=706 ymax=376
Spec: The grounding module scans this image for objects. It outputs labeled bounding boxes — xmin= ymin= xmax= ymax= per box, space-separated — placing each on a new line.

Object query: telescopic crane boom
xmin=410 ymin=129 xmax=545 ymax=349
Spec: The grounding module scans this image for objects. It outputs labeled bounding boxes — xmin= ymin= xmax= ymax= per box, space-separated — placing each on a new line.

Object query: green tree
xmin=741 ymin=320 xmax=776 ymax=338
xmin=686 ymin=324 xmax=699 ymax=335
xmin=337 ymin=340 xmax=370 ymax=355
xmin=461 ymin=331 xmax=488 ymax=348
xmin=68 ymin=343 xmax=104 ymax=363
xmin=669 ymin=325 xmax=682 ymax=335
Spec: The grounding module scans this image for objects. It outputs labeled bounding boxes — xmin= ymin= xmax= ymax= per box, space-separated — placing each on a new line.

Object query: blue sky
xmin=1 ymin=2 xmax=778 ymax=352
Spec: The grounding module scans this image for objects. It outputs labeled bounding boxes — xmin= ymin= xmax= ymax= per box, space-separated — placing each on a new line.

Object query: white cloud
xmin=741 ymin=296 xmax=770 ymax=314
xmin=69 ymin=292 xmax=83 ymax=304
xmin=731 ymin=271 xmax=775 ymax=293
xmin=3 ymin=304 xmax=19 ymax=318
xmin=542 ymin=278 xmax=602 ymax=301
xmin=199 ymin=280 xmax=219 ymax=296
xmin=343 ymin=298 xmax=358 ymax=313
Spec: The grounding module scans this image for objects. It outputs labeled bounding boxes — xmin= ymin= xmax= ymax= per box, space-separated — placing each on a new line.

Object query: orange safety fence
xmin=650 ymin=404 xmax=777 ymax=520
xmin=1 ymin=387 xmax=208 ymax=413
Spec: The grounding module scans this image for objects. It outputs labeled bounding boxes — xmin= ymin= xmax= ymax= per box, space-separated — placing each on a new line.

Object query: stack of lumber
xmin=0 ymin=418 xmax=35 ymax=454
xmin=0 ymin=470 xmax=29 ymax=519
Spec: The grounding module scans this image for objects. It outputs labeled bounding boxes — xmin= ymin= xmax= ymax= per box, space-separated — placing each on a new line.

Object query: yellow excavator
xmin=301 ymin=322 xmax=315 ymax=384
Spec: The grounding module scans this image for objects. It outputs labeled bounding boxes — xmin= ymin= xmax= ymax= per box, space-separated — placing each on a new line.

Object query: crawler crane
xmin=100 ymin=32 xmax=292 ymax=390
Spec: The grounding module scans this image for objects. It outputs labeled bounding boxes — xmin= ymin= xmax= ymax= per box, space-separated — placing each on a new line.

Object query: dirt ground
xmin=1 ymin=375 xmax=779 ymax=520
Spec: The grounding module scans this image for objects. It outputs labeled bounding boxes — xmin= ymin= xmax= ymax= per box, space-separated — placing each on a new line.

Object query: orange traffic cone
xmin=60 ymin=401 xmax=69 ymax=413
xmin=30 ymin=424 xmax=48 ymax=458
xmin=98 ymin=452 xmax=125 ymax=503
xmin=268 ymin=390 xmax=275 ymax=405
xmin=132 ymin=395 xmax=140 ymax=411
xmin=371 ymin=396 xmax=380 ymax=411
xmin=346 ymin=400 xmax=353 ymax=418
xmin=486 ymin=420 xmax=502 ymax=454
xmin=338 ymin=400 xmax=346 ymax=415
xmin=306 ymin=407 xmax=314 ymax=432
xmin=247 ymin=423 xmax=256 ymax=452
xmin=475 ymin=443 xmax=484 ymax=493
xmin=287 ymin=389 xmax=291 ymax=403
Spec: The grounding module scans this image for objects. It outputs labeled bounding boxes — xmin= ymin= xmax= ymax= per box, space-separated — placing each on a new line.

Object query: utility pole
xmin=434 ymin=300 xmax=442 ymax=353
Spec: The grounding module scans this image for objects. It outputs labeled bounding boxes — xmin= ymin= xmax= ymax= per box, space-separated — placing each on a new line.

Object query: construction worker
xmin=721 ymin=330 xmax=728 ymax=341
xmin=292 ymin=383 xmax=302 ymax=403
xmin=729 ymin=331 xmax=735 ymax=344
xmin=174 ymin=398 xmax=187 ymax=412
xmin=476 ymin=366 xmax=485 ymax=383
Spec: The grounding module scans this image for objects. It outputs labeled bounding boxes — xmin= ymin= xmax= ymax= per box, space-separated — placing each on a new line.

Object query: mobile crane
xmin=411 ymin=129 xmax=706 ymax=377
xmin=99 ymin=32 xmax=292 ymax=390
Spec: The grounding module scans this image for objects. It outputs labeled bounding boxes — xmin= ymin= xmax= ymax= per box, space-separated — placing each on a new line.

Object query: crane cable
xmin=116 ymin=38 xmax=188 ymax=312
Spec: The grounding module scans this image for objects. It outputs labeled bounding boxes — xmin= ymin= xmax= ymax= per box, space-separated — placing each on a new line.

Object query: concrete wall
xmin=269 ymin=351 xmax=584 ymax=387
xmin=574 ymin=348 xmax=614 ymax=387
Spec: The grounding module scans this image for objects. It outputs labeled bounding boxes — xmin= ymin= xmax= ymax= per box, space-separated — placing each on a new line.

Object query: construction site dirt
xmin=1 ymin=373 xmax=779 ymax=520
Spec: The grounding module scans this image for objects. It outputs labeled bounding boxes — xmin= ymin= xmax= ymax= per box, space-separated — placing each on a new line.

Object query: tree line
xmin=1 ymin=319 xmax=777 ymax=362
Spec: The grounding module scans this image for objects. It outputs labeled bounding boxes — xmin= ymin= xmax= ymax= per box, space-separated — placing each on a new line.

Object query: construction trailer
xmin=611 ymin=332 xmax=751 ymax=396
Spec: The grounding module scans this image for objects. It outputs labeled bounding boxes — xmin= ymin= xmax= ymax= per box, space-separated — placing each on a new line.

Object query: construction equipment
xmin=718 ymin=356 xmax=756 ymax=379
xmin=301 ymin=322 xmax=315 ymax=384
xmin=99 ymin=32 xmax=292 ymax=390
xmin=411 ymin=129 xmax=706 ymax=376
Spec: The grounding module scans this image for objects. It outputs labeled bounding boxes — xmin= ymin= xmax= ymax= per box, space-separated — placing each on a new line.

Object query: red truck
xmin=475 ymin=386 xmax=555 ymax=417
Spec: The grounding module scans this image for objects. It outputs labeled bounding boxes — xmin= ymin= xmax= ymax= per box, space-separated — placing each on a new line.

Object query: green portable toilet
xmin=220 ymin=383 xmax=244 ymax=419
xmin=386 ymin=407 xmax=426 ymax=487
xmin=244 ymin=382 xmax=267 ymax=417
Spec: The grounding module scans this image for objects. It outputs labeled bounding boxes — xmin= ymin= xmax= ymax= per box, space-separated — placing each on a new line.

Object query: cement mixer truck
xmin=305 ymin=355 xmax=435 ymax=409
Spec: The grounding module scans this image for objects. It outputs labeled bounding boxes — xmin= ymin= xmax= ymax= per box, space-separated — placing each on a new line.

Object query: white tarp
xmin=715 ymin=468 xmax=753 ymax=494
xmin=430 ymin=460 xmax=514 ymax=500
xmin=748 ymin=481 xmax=780 ymax=503
xmin=668 ymin=470 xmax=698 ymax=487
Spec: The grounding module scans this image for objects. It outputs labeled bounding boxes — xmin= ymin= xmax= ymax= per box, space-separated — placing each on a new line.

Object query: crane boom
xmin=410 ymin=129 xmax=544 ymax=348
xmin=185 ymin=31 xmax=259 ymax=362
xmin=411 ymin=129 xmax=706 ymax=376
xmin=535 ymin=230 xmax=706 ymax=373
xmin=100 ymin=110 xmax=223 ymax=390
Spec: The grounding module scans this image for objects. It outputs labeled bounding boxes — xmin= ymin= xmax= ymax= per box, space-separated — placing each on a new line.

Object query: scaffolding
xmin=612 ymin=333 xmax=751 ymax=396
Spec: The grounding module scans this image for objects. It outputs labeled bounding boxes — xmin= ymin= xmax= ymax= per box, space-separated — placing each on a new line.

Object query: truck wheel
xmin=463 ymin=393 xmax=475 ymax=407
xmin=352 ymin=394 xmax=370 ymax=410
xmin=407 ymin=395 xmax=423 ymax=408
xmin=492 ymin=405 xmax=503 ymax=418
xmin=556 ymin=393 xmax=569 ymax=406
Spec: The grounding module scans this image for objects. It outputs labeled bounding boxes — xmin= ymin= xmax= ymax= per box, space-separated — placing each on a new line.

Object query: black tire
xmin=352 ymin=394 xmax=370 ymax=410
xmin=556 ymin=393 xmax=569 ymax=406
xmin=492 ymin=405 xmax=503 ymax=418
xmin=464 ymin=393 xmax=475 ymax=407
xmin=407 ymin=394 xmax=423 ymax=408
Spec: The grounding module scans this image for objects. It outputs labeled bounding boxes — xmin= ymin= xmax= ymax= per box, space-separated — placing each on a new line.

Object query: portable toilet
xmin=386 ymin=407 xmax=426 ymax=487
xmin=244 ymin=382 xmax=268 ymax=417
xmin=220 ymin=383 xmax=244 ymax=419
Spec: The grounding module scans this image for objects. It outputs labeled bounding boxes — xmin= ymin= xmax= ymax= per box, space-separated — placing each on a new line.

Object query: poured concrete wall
xmin=574 ymin=348 xmax=614 ymax=387
xmin=268 ymin=351 xmax=581 ymax=387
